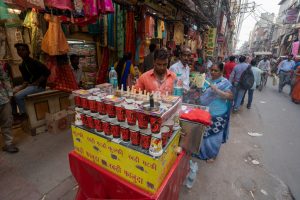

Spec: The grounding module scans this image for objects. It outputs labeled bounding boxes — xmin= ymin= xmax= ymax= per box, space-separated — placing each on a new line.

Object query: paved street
xmin=0 ymin=81 xmax=299 ymax=200
xmin=181 ymin=81 xmax=298 ymax=200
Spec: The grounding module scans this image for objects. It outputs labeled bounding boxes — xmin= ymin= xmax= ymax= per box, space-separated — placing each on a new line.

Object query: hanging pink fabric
xmin=99 ymin=0 xmax=114 ymax=13
xmin=292 ymin=41 xmax=300 ymax=57
xmin=44 ymin=0 xmax=73 ymax=10
xmin=83 ymin=0 xmax=99 ymax=16
xmin=83 ymin=0 xmax=114 ymax=16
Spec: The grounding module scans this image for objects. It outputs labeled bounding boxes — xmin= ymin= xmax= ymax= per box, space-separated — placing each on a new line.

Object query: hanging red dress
xmin=46 ymin=56 xmax=79 ymax=92
xmin=96 ymin=48 xmax=109 ymax=84
xmin=125 ymin=11 xmax=135 ymax=57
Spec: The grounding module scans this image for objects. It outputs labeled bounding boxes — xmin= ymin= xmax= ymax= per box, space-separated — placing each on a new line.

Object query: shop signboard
xmin=284 ymin=8 xmax=299 ymax=24
xmin=71 ymin=125 xmax=181 ymax=194
xmin=206 ymin=28 xmax=217 ymax=56
xmin=217 ymin=35 xmax=225 ymax=43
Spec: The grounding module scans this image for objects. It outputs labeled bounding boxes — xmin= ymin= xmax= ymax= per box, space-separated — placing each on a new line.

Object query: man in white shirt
xmin=257 ymin=57 xmax=271 ymax=72
xmin=257 ymin=57 xmax=270 ymax=88
xmin=169 ymin=46 xmax=191 ymax=91
xmin=70 ymin=54 xmax=82 ymax=87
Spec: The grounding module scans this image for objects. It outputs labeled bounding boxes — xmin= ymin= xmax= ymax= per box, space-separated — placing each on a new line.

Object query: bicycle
xmin=258 ymin=71 xmax=268 ymax=91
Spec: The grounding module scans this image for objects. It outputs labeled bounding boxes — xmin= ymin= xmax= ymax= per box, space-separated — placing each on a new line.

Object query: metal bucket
xmin=179 ymin=104 xmax=208 ymax=154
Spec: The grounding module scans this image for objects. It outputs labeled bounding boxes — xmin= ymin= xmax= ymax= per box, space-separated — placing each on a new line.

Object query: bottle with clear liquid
xmin=109 ymin=66 xmax=118 ymax=90
xmin=173 ymin=73 xmax=183 ymax=96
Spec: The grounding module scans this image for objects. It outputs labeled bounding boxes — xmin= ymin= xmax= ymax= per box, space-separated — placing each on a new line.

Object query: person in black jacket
xmin=13 ymin=43 xmax=50 ymax=121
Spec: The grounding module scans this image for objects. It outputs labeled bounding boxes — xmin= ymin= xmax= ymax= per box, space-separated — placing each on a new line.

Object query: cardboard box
xmin=46 ymin=110 xmax=71 ymax=134
xmin=71 ymin=126 xmax=180 ymax=194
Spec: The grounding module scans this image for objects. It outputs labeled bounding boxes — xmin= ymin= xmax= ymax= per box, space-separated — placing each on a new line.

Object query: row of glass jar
xmin=78 ymin=109 xmax=174 ymax=151
xmin=74 ymin=94 xmax=165 ymax=133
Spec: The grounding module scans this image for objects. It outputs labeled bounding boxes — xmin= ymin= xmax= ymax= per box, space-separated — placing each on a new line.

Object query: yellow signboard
xmin=206 ymin=28 xmax=217 ymax=57
xmin=71 ymin=126 xmax=180 ymax=194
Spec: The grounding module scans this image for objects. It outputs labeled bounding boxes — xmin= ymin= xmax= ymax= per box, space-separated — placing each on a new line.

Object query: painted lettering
xmin=86 ymin=136 xmax=96 ymax=145
xmin=142 ymin=160 xmax=157 ymax=171
xmin=107 ymin=145 xmax=123 ymax=157
xmin=72 ymin=130 xmax=83 ymax=138
xmin=128 ymin=154 xmax=140 ymax=163
xmin=123 ymin=170 xmax=143 ymax=184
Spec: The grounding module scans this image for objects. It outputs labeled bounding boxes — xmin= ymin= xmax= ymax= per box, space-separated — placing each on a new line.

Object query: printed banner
xmin=206 ymin=28 xmax=217 ymax=56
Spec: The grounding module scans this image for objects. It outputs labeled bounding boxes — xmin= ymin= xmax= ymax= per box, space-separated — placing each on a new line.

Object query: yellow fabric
xmin=174 ymin=22 xmax=184 ymax=45
xmin=157 ymin=20 xmax=163 ymax=39
xmin=42 ymin=14 xmax=69 ymax=55
xmin=161 ymin=21 xmax=165 ymax=32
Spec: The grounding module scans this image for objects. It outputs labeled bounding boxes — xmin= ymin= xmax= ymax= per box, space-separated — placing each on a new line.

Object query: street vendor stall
xmin=68 ymin=84 xmax=211 ymax=199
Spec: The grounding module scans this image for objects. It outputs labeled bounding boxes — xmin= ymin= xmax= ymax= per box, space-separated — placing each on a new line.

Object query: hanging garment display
xmin=125 ymin=10 xmax=135 ymax=56
xmin=145 ymin=15 xmax=154 ymax=38
xmin=174 ymin=22 xmax=184 ymax=45
xmin=96 ymin=47 xmax=109 ymax=84
xmin=162 ymin=21 xmax=166 ymax=39
xmin=135 ymin=38 xmax=141 ymax=64
xmin=74 ymin=0 xmax=84 ymax=14
xmin=196 ymin=33 xmax=202 ymax=50
xmin=116 ymin=4 xmax=124 ymax=58
xmin=44 ymin=0 xmax=73 ymax=10
xmin=0 ymin=0 xmax=10 ymax=21
xmin=99 ymin=15 xmax=108 ymax=46
xmin=42 ymin=14 xmax=69 ymax=56
xmin=23 ymin=9 xmax=43 ymax=59
xmin=99 ymin=0 xmax=114 ymax=14
xmin=13 ymin=0 xmax=45 ymax=9
xmin=83 ymin=0 xmax=114 ymax=16
xmin=88 ymin=17 xmax=101 ymax=34
xmin=157 ymin=20 xmax=164 ymax=39
xmin=83 ymin=0 xmax=99 ymax=16
xmin=46 ymin=56 xmax=79 ymax=92
xmin=0 ymin=27 xmax=8 ymax=59
xmin=107 ymin=12 xmax=115 ymax=49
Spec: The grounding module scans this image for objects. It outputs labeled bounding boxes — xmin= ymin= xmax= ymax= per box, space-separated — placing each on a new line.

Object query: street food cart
xmin=68 ymin=84 xmax=210 ymax=199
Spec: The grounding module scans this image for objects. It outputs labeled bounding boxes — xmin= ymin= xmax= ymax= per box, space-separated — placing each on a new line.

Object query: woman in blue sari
xmin=197 ymin=63 xmax=233 ymax=162
xmin=115 ymin=53 xmax=140 ymax=89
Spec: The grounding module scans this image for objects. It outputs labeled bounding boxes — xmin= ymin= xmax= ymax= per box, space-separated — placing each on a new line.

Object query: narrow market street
xmin=0 ymin=82 xmax=298 ymax=200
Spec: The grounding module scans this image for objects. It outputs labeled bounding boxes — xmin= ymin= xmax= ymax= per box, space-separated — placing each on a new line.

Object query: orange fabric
xmin=145 ymin=15 xmax=155 ymax=38
xmin=292 ymin=66 xmax=300 ymax=103
xmin=135 ymin=69 xmax=176 ymax=95
xmin=42 ymin=14 xmax=69 ymax=56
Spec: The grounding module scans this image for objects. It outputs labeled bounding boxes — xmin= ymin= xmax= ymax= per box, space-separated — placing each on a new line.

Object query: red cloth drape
xmin=125 ymin=11 xmax=135 ymax=58
xmin=46 ymin=56 xmax=78 ymax=92
xmin=96 ymin=47 xmax=109 ymax=84
xmin=69 ymin=151 xmax=189 ymax=200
